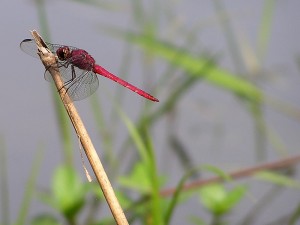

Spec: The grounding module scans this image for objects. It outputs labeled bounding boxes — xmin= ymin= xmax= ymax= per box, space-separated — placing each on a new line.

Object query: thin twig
xmin=160 ymin=154 xmax=300 ymax=196
xmin=30 ymin=30 xmax=129 ymax=225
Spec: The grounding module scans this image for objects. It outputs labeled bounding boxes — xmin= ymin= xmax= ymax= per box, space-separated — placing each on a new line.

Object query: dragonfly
xmin=20 ymin=39 xmax=159 ymax=103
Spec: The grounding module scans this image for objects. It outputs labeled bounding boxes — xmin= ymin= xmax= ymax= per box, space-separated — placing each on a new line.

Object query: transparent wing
xmin=44 ymin=65 xmax=76 ymax=83
xmin=62 ymin=67 xmax=99 ymax=102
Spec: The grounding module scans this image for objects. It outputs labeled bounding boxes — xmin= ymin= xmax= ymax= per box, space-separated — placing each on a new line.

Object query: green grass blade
xmin=115 ymin=104 xmax=163 ymax=224
xmin=144 ymin=130 xmax=163 ymax=225
xmin=89 ymin=95 xmax=114 ymax=163
xmin=104 ymin=30 xmax=262 ymax=103
xmin=164 ymin=168 xmax=198 ymax=225
xmin=68 ymin=0 xmax=120 ymax=10
xmin=254 ymin=171 xmax=300 ymax=188
xmin=125 ymin=33 xmax=262 ymax=103
xmin=33 ymin=0 xmax=74 ymax=165
xmin=212 ymin=0 xmax=245 ymax=73
xmin=289 ymin=201 xmax=300 ymax=225
xmin=34 ymin=0 xmax=50 ymax=39
xmin=115 ymin=106 xmax=149 ymax=165
xmin=14 ymin=147 xmax=44 ymax=225
xmin=257 ymin=0 xmax=277 ymax=61
xmin=149 ymin=75 xmax=200 ymax=123
xmin=0 ymin=137 xmax=9 ymax=225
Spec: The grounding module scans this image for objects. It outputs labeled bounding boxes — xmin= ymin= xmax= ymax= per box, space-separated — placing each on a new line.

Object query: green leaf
xmin=119 ymin=162 xmax=152 ymax=193
xmin=164 ymin=165 xmax=232 ymax=224
xmin=199 ymin=184 xmax=246 ymax=216
xmin=221 ymin=185 xmax=247 ymax=212
xmin=88 ymin=181 xmax=105 ymax=200
xmin=52 ymin=166 xmax=85 ymax=218
xmin=199 ymin=184 xmax=227 ymax=215
xmin=254 ymin=171 xmax=300 ymax=188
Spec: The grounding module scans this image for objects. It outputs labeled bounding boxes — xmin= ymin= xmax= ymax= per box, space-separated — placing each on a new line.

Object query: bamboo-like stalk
xmin=30 ymin=30 xmax=129 ymax=225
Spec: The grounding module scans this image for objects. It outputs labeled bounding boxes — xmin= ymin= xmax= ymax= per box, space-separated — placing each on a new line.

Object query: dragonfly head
xmin=56 ymin=46 xmax=71 ymax=61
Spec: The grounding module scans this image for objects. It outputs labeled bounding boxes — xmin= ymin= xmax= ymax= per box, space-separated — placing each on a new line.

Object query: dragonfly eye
xmin=56 ymin=47 xmax=71 ymax=61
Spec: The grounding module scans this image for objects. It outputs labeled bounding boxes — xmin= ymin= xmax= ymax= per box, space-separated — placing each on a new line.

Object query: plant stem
xmin=160 ymin=154 xmax=300 ymax=196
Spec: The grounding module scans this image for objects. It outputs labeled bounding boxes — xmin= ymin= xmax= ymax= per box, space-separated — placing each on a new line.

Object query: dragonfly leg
xmin=62 ymin=65 xmax=77 ymax=87
xmin=57 ymin=65 xmax=77 ymax=98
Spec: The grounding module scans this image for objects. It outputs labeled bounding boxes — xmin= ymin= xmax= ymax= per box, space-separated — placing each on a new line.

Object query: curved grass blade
xmin=15 ymin=147 xmax=44 ymax=225
xmin=119 ymin=32 xmax=262 ymax=103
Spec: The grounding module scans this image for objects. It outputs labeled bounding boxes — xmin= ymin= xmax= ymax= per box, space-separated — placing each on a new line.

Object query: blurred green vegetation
xmin=2 ymin=0 xmax=300 ymax=225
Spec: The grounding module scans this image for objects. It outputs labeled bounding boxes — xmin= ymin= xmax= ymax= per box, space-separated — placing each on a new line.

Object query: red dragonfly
xmin=20 ymin=39 xmax=159 ymax=102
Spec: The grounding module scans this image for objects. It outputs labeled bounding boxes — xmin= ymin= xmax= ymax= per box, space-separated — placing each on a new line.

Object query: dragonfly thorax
xmin=70 ymin=49 xmax=95 ymax=71
xmin=56 ymin=47 xmax=95 ymax=71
